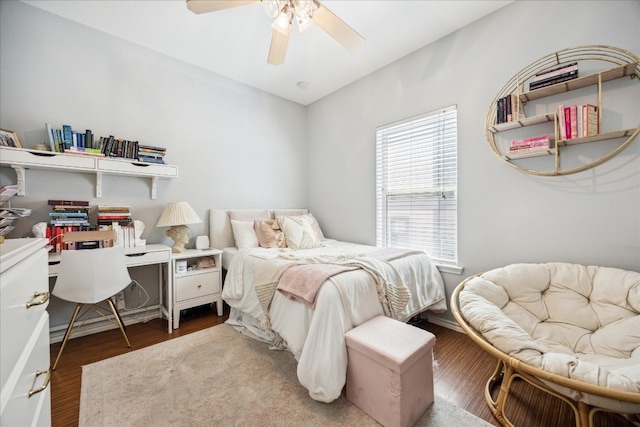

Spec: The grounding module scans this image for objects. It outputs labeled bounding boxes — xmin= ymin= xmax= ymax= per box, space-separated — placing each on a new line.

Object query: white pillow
xmin=230 ymin=219 xmax=259 ymax=249
xmin=279 ymin=215 xmax=321 ymax=250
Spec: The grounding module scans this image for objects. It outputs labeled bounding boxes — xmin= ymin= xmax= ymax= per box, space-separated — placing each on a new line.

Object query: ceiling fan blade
xmin=267 ymin=26 xmax=291 ymax=65
xmin=186 ymin=0 xmax=260 ymax=15
xmin=311 ymin=2 xmax=365 ymax=53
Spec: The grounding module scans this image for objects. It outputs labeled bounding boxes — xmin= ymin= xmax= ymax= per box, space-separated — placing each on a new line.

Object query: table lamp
xmin=156 ymin=201 xmax=202 ymax=253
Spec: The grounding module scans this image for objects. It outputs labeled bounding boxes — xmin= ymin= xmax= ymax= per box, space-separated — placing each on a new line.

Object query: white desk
xmin=48 ymin=244 xmax=175 ymax=333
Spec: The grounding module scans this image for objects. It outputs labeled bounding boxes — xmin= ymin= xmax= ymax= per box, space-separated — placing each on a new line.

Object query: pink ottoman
xmin=345 ymin=315 xmax=436 ymax=427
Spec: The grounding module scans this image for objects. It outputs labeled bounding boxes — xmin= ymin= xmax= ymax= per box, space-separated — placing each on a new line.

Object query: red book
xmin=564 ymin=107 xmax=572 ymax=140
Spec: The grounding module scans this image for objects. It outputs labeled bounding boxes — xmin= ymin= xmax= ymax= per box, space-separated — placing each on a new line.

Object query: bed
xmin=209 ymin=208 xmax=447 ymax=403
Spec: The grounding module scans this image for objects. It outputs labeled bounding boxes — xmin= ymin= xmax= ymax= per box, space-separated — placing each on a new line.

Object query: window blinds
xmin=375 ymin=105 xmax=458 ymax=265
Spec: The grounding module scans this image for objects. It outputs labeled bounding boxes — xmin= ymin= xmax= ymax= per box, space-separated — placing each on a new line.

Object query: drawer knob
xmin=197 ymin=284 xmax=202 ymax=289
xmin=26 ymin=291 xmax=50 ymax=308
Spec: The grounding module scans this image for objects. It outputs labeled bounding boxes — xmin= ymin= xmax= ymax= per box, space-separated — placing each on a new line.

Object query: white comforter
xmin=221 ymin=240 xmax=447 ymax=402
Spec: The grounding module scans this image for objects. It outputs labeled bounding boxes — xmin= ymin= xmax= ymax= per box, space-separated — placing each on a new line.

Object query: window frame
xmin=375 ymin=105 xmax=460 ymax=271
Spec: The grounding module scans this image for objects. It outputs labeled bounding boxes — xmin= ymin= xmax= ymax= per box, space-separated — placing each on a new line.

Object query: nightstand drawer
xmin=174 ymin=270 xmax=220 ymax=302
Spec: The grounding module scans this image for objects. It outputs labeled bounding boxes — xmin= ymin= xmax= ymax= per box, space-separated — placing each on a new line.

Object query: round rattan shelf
xmin=485 ymin=45 xmax=640 ymax=176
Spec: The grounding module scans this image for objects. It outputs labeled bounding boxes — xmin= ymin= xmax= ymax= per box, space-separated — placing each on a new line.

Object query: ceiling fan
xmin=186 ymin=0 xmax=366 ymax=65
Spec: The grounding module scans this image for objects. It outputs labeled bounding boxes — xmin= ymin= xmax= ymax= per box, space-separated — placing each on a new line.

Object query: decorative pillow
xmin=277 ymin=213 xmax=325 ymax=241
xmin=230 ymin=219 xmax=259 ymax=249
xmin=278 ymin=215 xmax=322 ymax=250
xmin=254 ymin=219 xmax=286 ymax=248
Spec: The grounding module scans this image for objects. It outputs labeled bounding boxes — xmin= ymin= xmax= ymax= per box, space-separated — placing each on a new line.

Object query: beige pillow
xmin=254 ymin=219 xmax=286 ymax=248
xmin=230 ymin=219 xmax=259 ymax=249
xmin=278 ymin=215 xmax=322 ymax=250
xmin=277 ymin=213 xmax=325 ymax=241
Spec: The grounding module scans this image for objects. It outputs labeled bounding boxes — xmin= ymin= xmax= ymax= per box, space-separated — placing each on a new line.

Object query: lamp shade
xmin=156 ymin=201 xmax=202 ymax=227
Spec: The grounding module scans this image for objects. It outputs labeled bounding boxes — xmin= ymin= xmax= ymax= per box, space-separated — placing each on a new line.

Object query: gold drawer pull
xmin=29 ymin=369 xmax=51 ymax=397
xmin=26 ymin=291 xmax=49 ymax=308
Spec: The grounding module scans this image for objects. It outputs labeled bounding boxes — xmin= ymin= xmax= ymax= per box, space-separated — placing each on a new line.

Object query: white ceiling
xmin=22 ymin=0 xmax=512 ymax=105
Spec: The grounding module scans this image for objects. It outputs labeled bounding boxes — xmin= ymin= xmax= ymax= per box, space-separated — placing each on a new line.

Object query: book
xmin=496 ymin=97 xmax=505 ymax=124
xmin=62 ymin=125 xmax=73 ymax=149
xmin=529 ymin=72 xmax=578 ymax=90
xmin=511 ymin=135 xmax=550 ymax=147
xmin=49 ymin=212 xmax=88 ymax=218
xmin=510 ymin=135 xmax=550 ymax=152
xmin=564 ymin=107 xmax=572 ymax=140
xmin=85 ymin=129 xmax=93 ymax=149
xmin=533 ymin=62 xmax=578 ymax=77
xmin=583 ymin=104 xmax=598 ymax=136
xmin=557 ymin=104 xmax=566 ymax=140
xmin=45 ymin=123 xmax=56 ymax=152
xmin=50 ymin=220 xmax=91 ymax=226
xmin=531 ymin=63 xmax=578 ymax=83
xmin=64 ymin=146 xmax=106 ymax=157
xmin=138 ymin=144 xmax=167 ymax=153
xmin=48 ymin=199 xmax=90 ymax=206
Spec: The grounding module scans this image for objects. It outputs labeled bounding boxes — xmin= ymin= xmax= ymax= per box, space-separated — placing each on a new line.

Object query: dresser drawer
xmin=0 ymin=315 xmax=51 ymax=426
xmin=0 ymin=248 xmax=48 ymax=383
xmin=174 ymin=270 xmax=220 ymax=302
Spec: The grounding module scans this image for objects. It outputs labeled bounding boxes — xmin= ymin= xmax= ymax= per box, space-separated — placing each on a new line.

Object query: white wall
xmin=0 ymin=1 xmax=308 ymax=242
xmin=0 ymin=1 xmax=307 ymax=327
xmin=2 ymin=1 xmax=639 ymax=329
xmin=307 ymin=1 xmax=640 ymax=323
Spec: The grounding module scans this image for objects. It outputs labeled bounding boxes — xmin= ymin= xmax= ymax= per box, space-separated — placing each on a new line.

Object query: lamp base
xmin=166 ymin=224 xmax=191 ymax=253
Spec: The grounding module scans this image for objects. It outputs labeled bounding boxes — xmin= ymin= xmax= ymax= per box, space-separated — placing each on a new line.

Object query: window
xmin=376 ymin=105 xmax=458 ymax=266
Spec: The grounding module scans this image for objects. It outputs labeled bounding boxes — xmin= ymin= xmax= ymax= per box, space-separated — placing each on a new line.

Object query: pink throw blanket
xmin=276 ymin=248 xmax=422 ymax=308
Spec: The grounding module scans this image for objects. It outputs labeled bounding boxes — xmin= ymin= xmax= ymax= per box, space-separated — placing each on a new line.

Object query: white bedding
xmin=221 ymin=239 xmax=447 ymax=402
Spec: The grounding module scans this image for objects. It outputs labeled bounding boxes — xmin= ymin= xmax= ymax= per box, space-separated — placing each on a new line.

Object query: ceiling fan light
xmin=271 ymin=11 xmax=291 ymax=35
xmin=295 ymin=0 xmax=317 ymax=15
xmin=296 ymin=16 xmax=313 ymax=33
xmin=262 ymin=0 xmax=284 ymax=18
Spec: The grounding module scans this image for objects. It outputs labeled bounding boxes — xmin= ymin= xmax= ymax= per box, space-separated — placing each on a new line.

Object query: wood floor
xmin=49 ymin=307 xmax=634 ymax=427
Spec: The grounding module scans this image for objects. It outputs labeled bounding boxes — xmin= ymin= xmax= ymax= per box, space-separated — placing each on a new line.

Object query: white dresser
xmin=0 ymin=238 xmax=51 ymax=426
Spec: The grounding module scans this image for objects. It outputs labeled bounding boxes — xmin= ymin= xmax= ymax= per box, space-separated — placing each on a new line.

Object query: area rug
xmin=80 ymin=323 xmax=492 ymax=426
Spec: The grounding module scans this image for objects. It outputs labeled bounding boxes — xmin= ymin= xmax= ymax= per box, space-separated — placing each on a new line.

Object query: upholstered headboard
xmin=208 ymin=208 xmax=308 ymax=250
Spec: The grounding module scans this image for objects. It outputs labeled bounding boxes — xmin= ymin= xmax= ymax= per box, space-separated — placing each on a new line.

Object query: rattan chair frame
xmin=451 ymin=273 xmax=640 ymax=427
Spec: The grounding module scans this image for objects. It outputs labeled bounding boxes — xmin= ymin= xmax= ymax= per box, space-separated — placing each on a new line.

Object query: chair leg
xmin=52 ymin=303 xmax=84 ymax=371
xmin=106 ymin=298 xmax=131 ymax=348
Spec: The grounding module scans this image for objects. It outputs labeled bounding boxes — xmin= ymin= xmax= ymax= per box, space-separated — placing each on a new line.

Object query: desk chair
xmin=51 ymin=242 xmax=133 ymax=370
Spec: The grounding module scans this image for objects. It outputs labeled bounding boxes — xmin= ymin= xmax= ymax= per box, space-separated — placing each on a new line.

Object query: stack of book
xmin=509 ymin=135 xmax=551 ymax=155
xmin=137 ymin=145 xmax=167 ymax=164
xmin=529 ymin=62 xmax=578 ymax=91
xmin=496 ymin=94 xmax=525 ymax=124
xmin=47 ymin=199 xmax=92 ymax=251
xmin=97 ymin=205 xmax=132 ymax=227
xmin=96 ymin=205 xmax=136 ymax=247
xmin=0 ymin=185 xmax=30 ymax=239
xmin=557 ymin=104 xmax=599 ymax=140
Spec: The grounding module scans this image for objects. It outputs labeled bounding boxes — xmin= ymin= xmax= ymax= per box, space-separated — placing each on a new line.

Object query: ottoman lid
xmin=345 ymin=316 xmax=436 ymax=374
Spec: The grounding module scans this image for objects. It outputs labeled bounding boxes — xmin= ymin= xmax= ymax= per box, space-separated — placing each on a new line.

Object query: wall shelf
xmin=0 ymin=146 xmax=178 ymax=199
xmin=485 ymin=45 xmax=640 ymax=176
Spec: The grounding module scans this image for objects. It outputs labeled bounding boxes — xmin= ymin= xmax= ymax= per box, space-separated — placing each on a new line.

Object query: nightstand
xmin=170 ymin=248 xmax=223 ymax=329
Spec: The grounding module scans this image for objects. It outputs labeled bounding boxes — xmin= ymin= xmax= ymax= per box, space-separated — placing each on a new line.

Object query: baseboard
xmin=49 ymin=305 xmax=162 ymax=344
xmin=425 ymin=315 xmax=464 ymax=333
